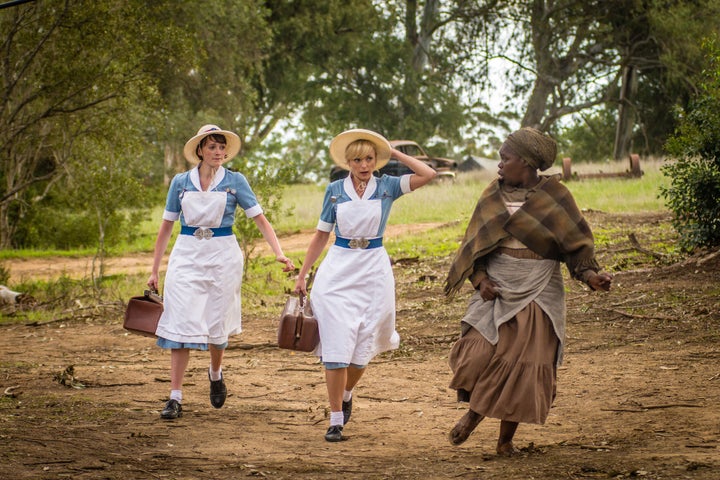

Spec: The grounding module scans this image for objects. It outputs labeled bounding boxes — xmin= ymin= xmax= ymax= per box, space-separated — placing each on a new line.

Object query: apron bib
xmin=155 ymin=189 xmax=244 ymax=345
xmin=181 ymin=191 xmax=226 ymax=227
xmin=311 ymin=196 xmax=399 ymax=364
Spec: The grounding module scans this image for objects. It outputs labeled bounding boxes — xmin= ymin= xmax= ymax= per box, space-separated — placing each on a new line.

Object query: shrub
xmin=660 ymin=157 xmax=720 ymax=250
xmin=661 ymin=39 xmax=720 ymax=250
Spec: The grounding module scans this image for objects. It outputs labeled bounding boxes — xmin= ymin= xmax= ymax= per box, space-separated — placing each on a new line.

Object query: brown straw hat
xmin=183 ymin=124 xmax=241 ymax=164
xmin=329 ymin=129 xmax=392 ymax=171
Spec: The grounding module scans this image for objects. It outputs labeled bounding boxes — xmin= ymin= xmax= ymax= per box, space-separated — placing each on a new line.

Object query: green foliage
xmin=661 ymin=39 xmax=720 ymax=250
xmin=0 ymin=0 xmax=190 ymax=250
xmin=557 ymin=107 xmax=617 ymax=162
xmin=660 ymin=157 xmax=720 ymax=250
xmin=231 ymin=149 xmax=295 ymax=275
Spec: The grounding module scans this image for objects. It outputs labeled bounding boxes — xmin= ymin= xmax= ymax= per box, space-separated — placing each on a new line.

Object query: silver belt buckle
xmin=193 ymin=227 xmax=214 ymax=240
xmin=348 ymin=238 xmax=369 ymax=249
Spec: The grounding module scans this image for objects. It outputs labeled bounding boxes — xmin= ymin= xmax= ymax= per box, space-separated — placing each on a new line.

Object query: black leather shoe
xmin=209 ymin=370 xmax=227 ymax=409
xmin=160 ymin=399 xmax=182 ymax=419
xmin=324 ymin=425 xmax=343 ymax=442
xmin=342 ymin=398 xmax=352 ymax=425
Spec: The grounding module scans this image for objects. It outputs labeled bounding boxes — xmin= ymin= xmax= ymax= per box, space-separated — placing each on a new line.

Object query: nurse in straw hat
xmin=294 ymin=128 xmax=436 ymax=442
xmin=148 ymin=124 xmax=295 ymax=420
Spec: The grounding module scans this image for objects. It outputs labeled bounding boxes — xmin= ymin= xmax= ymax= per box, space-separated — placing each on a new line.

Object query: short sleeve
xmin=316 ymin=185 xmax=336 ymax=232
xmin=232 ymin=173 xmax=263 ymax=218
xmin=377 ymin=174 xmax=406 ymax=199
xmin=162 ymin=174 xmax=183 ymax=221
xmin=399 ymin=174 xmax=412 ymax=194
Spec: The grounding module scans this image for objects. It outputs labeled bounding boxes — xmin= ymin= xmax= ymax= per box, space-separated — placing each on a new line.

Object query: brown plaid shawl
xmin=444 ymin=176 xmax=600 ymax=297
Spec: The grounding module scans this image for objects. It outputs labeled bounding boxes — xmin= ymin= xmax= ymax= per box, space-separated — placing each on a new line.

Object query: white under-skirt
xmin=311 ymin=245 xmax=399 ymax=364
xmin=155 ymin=234 xmax=244 ymax=345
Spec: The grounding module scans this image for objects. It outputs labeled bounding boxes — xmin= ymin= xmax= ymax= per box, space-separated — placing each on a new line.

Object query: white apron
xmin=311 ymin=181 xmax=399 ymax=364
xmin=155 ymin=190 xmax=244 ymax=345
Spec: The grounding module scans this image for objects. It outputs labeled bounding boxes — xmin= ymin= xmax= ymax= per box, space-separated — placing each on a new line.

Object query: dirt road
xmin=3 ymin=222 xmax=447 ymax=282
xmin=1 ymin=214 xmax=718 ymax=479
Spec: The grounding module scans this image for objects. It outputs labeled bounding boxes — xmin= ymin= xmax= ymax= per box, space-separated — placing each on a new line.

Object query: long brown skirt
xmin=448 ymin=302 xmax=559 ymax=424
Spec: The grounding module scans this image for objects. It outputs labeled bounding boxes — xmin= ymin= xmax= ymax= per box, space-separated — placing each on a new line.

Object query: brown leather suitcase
xmin=277 ymin=294 xmax=319 ymax=352
xmin=123 ymin=290 xmax=163 ymax=338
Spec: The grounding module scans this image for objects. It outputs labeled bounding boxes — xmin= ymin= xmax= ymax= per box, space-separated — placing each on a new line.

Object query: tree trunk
xmin=0 ymin=203 xmax=12 ymax=249
xmin=412 ymin=0 xmax=439 ymax=72
xmin=164 ymin=142 xmax=184 ymax=186
xmin=521 ymin=0 xmax=554 ymax=130
xmin=522 ymin=78 xmax=553 ymax=129
xmin=613 ymin=65 xmax=638 ymax=160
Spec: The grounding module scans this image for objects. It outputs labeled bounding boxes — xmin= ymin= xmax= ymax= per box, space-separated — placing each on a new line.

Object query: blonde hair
xmin=344 ymin=140 xmax=377 ymax=164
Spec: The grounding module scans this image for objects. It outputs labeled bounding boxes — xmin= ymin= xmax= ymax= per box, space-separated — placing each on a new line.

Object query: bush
xmin=660 ymin=158 xmax=720 ymax=250
xmin=661 ymin=39 xmax=720 ymax=250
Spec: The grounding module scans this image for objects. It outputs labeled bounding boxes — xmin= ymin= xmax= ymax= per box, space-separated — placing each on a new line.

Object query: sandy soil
xmin=4 ymin=222 xmax=447 ymax=282
xmin=0 ymin=213 xmax=718 ymax=479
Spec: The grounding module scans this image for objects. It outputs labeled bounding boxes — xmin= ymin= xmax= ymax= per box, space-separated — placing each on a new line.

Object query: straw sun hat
xmin=329 ymin=129 xmax=392 ymax=171
xmin=183 ymin=124 xmax=241 ymax=164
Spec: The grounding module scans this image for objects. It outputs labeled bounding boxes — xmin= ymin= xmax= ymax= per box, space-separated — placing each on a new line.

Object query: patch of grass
xmin=564 ymin=168 xmax=668 ymax=213
xmin=385 ymin=223 xmax=464 ymax=260
xmin=0 ymin=274 xmax=139 ymax=326
xmin=0 ymin=160 xmax=670 ymax=262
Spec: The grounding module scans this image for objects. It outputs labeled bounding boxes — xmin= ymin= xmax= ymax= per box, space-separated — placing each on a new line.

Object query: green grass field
xmin=0 ymin=159 xmax=673 ymax=324
xmin=0 ymin=159 xmax=669 ymax=262
xmin=276 ymin=158 xmax=669 ymax=232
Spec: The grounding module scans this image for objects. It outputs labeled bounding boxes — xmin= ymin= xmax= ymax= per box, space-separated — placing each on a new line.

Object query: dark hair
xmin=196 ymin=133 xmax=227 ymax=160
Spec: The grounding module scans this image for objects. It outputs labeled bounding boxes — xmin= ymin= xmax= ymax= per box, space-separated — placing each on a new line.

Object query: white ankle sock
xmin=209 ymin=366 xmax=222 ymax=381
xmin=342 ymin=390 xmax=353 ymax=402
xmin=170 ymin=390 xmax=182 ymax=403
xmin=330 ymin=411 xmax=344 ymax=426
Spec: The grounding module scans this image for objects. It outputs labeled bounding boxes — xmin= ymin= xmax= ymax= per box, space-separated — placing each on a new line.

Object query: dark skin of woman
xmin=449 ymin=142 xmax=612 ymax=455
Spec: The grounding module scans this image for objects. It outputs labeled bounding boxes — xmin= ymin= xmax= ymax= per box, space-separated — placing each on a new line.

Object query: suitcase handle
xmin=144 ymin=288 xmax=163 ymax=304
xmin=295 ymin=294 xmax=309 ymax=340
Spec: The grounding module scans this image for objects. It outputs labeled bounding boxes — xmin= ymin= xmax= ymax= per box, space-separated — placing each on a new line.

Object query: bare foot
xmin=448 ymin=410 xmax=484 ymax=445
xmin=496 ymin=442 xmax=520 ymax=456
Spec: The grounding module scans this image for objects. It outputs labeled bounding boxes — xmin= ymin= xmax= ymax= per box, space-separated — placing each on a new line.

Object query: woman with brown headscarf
xmin=444 ymin=127 xmax=612 ymax=455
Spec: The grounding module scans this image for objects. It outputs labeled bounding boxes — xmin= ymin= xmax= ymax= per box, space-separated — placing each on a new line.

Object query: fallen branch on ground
xmin=628 ymin=233 xmax=667 ymax=260
xmin=602 ymin=403 xmax=704 ymax=412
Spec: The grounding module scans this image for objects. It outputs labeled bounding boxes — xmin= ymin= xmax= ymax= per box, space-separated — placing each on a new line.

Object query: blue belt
xmin=180 ymin=226 xmax=233 ymax=239
xmin=334 ymin=236 xmax=383 ymax=249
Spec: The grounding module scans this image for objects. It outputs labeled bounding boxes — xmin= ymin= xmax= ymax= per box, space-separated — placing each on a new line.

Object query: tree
xmin=299 ymin=0 xmax=502 ymax=160
xmin=458 ymin=0 xmax=620 ymax=133
xmin=607 ymin=0 xmax=720 ymax=160
xmin=453 ymin=0 xmax=719 ymax=162
xmin=0 ymin=0 xmax=190 ymax=249
xmin=661 ymin=39 xmax=720 ymax=250
xmin=152 ymin=0 xmax=270 ymax=178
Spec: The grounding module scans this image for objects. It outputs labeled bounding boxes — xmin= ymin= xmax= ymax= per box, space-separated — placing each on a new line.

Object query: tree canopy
xmin=1 ymin=0 xmax=718 ymax=251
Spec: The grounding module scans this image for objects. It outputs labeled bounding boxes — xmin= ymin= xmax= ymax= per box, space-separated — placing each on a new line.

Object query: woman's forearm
xmin=299 ymin=230 xmax=331 ymax=278
xmin=152 ymin=220 xmax=174 ymax=275
xmin=392 ymin=148 xmax=436 ymax=189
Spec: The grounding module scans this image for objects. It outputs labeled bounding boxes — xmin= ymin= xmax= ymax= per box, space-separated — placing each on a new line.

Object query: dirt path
xmin=1 ymin=215 xmax=719 ymax=479
xmin=3 ymin=222 xmax=447 ymax=282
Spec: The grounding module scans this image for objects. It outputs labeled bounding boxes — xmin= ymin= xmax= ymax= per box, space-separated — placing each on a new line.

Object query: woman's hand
xmin=277 ymin=255 xmax=295 ymax=272
xmin=147 ymin=273 xmax=159 ymax=292
xmin=391 ymin=148 xmax=437 ymax=190
xmin=587 ymin=272 xmax=612 ymax=291
xmin=294 ymin=276 xmax=307 ymax=296
xmin=478 ymin=277 xmax=500 ymax=301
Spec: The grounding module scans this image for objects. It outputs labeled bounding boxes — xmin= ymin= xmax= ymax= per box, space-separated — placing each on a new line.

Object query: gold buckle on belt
xmin=348 ymin=238 xmax=370 ymax=249
xmin=193 ymin=228 xmax=214 ymax=240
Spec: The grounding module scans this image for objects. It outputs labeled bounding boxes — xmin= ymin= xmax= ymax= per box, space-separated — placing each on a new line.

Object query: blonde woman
xmin=294 ymin=129 xmax=436 ymax=442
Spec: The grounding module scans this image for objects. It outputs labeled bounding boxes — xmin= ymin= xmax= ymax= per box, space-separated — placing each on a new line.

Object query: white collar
xmin=343 ymin=174 xmax=377 ymax=200
xmin=190 ymin=166 xmax=226 ymax=191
